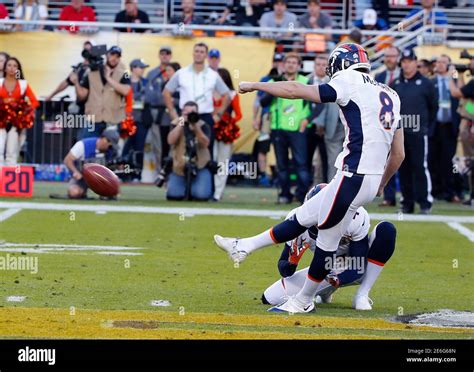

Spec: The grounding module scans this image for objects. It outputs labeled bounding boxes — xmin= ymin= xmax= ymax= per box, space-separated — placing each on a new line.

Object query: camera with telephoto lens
xmin=107 ymin=150 xmax=143 ymax=181
xmin=81 ymin=45 xmax=107 ymax=71
xmin=185 ymin=112 xmax=200 ymax=127
xmin=453 ymin=49 xmax=474 ymax=74
xmin=155 ymin=156 xmax=173 ymax=188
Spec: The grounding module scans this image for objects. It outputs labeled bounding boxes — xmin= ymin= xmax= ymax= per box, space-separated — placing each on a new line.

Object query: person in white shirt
xmin=15 ymin=0 xmax=48 ymax=31
xmin=163 ymin=42 xmax=230 ymax=154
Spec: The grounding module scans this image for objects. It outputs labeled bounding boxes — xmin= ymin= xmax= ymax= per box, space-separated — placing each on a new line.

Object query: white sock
xmin=295 ymin=276 xmax=320 ymax=305
xmin=241 ymin=229 xmax=276 ymax=254
xmin=357 ymin=262 xmax=384 ymax=297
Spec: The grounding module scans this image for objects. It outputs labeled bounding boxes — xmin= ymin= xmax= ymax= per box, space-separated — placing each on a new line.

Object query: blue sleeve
xmin=337 ymin=236 xmax=369 ymax=286
xmin=278 ymin=243 xmax=298 ymax=278
xmin=319 ymin=84 xmax=337 ymax=103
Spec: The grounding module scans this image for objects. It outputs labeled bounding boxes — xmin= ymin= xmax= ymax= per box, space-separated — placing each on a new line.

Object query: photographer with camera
xmin=46 ymin=41 xmax=93 ymax=122
xmin=75 ymin=45 xmax=131 ymax=138
xmin=449 ymin=50 xmax=474 ymax=206
xmin=165 ymin=101 xmax=212 ymax=201
xmin=63 ymin=130 xmax=119 ymax=199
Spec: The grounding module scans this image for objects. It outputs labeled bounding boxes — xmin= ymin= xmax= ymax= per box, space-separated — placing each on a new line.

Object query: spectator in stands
xmin=0 ymin=52 xmax=10 ymax=79
xmin=170 ymin=0 xmax=205 ymax=25
xmin=268 ymin=52 xmax=311 ymax=204
xmin=0 ymin=57 xmax=39 ymax=166
xmin=146 ymin=45 xmax=173 ymax=172
xmin=308 ymin=54 xmax=342 ymax=183
xmin=418 ymin=58 xmax=434 ymax=78
xmin=213 ymin=68 xmax=242 ymax=201
xmin=74 ymin=46 xmax=131 ymax=138
xmin=0 ymin=3 xmax=9 ymax=20
xmin=404 ymin=0 xmax=448 ymax=31
xmin=163 ymin=42 xmax=230 ymax=155
xmin=343 ymin=28 xmax=362 ymax=44
xmin=14 ymin=0 xmax=48 ymax=31
xmin=166 ymin=101 xmax=212 ymax=201
xmin=122 ymin=58 xmax=151 ymax=181
xmin=429 ymin=54 xmax=461 ymax=203
xmin=354 ymin=8 xmax=388 ymax=31
xmin=64 ymin=131 xmax=119 ymax=199
xmin=208 ymin=49 xmax=220 ymax=71
xmin=58 ymin=0 xmax=96 ymax=33
xmin=297 ymin=0 xmax=333 ymax=40
xmin=375 ymin=46 xmax=401 ymax=207
xmin=114 ymin=0 xmax=150 ymax=33
xmin=449 ymin=57 xmax=474 ymax=207
xmin=392 ymin=49 xmax=438 ymax=214
xmin=218 ymin=0 xmax=269 ymax=33
xmin=259 ymin=0 xmax=297 ymax=41
xmin=252 ymin=53 xmax=284 ymax=187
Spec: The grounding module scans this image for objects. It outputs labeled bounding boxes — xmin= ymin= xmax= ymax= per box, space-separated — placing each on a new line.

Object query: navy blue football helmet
xmin=326 ymin=43 xmax=371 ymax=78
xmin=304 ymin=183 xmax=328 ymax=203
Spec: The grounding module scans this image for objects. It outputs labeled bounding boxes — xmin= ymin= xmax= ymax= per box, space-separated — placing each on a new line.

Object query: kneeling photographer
xmin=449 ymin=50 xmax=474 ymax=206
xmin=166 ymin=101 xmax=213 ymax=201
xmin=63 ymin=130 xmax=119 ymax=199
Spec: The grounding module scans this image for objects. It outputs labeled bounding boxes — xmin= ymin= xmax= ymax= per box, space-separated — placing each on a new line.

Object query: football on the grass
xmin=83 ymin=163 xmax=120 ymax=197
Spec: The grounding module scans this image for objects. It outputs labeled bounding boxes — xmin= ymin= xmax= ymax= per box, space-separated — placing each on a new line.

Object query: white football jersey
xmin=324 ymin=69 xmax=401 ymax=175
xmin=286 ymin=206 xmax=370 ymax=255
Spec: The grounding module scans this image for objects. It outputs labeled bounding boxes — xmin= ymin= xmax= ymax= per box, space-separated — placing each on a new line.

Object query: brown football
xmin=82 ymin=163 xmax=120 ymax=197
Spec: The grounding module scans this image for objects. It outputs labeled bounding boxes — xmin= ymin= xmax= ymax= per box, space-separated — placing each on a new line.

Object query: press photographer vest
xmin=172 ymin=121 xmax=211 ymax=176
xmin=85 ymin=63 xmax=127 ymax=124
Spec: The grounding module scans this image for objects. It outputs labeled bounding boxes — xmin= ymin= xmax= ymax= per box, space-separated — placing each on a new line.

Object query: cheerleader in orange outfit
xmin=0 ymin=57 xmax=39 ymax=165
xmin=213 ymin=68 xmax=242 ymax=201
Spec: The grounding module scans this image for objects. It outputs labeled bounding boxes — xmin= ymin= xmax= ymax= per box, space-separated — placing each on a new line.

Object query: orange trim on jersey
xmin=368 ymin=258 xmax=385 ymax=267
xmin=307 ymin=274 xmax=322 ymax=283
xmin=269 ymin=227 xmax=278 ymax=244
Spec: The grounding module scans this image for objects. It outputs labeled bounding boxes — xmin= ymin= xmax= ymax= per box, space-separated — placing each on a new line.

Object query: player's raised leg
xmin=270 ymin=171 xmax=381 ymax=313
xmin=214 ymin=187 xmax=326 ymax=263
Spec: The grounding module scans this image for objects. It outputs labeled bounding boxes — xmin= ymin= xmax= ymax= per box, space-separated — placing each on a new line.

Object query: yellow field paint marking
xmin=0 ymin=307 xmax=472 ymax=339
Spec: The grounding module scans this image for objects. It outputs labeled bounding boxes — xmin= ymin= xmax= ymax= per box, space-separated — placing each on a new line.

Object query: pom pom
xmin=214 ymin=113 xmax=240 ymax=144
xmin=120 ymin=114 xmax=137 ymax=138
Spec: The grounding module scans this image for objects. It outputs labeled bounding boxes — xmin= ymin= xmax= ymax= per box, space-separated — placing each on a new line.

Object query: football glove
xmin=288 ymin=236 xmax=310 ymax=265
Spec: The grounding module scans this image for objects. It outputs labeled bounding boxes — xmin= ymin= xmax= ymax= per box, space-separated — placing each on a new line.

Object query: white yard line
xmin=0 ymin=201 xmax=472 ymax=223
xmin=0 ymin=208 xmax=21 ymax=222
xmin=447 ymin=222 xmax=474 ymax=243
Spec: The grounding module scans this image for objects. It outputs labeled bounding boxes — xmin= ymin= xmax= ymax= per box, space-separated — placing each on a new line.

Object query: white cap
xmin=362 ymin=9 xmax=377 ymax=26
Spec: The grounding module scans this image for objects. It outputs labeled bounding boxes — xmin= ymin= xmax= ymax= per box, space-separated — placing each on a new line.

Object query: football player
xmin=215 ymin=43 xmax=404 ymax=313
xmin=261 ymin=184 xmax=397 ymax=311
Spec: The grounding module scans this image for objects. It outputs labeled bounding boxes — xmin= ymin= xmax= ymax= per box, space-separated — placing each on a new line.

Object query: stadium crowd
xmin=0 ymin=0 xmax=473 ymax=210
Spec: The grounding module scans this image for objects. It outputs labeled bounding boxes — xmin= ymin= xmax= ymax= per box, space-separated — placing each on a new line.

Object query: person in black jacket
xmin=429 ymin=55 xmax=461 ymax=202
xmin=391 ymin=49 xmax=438 ymax=214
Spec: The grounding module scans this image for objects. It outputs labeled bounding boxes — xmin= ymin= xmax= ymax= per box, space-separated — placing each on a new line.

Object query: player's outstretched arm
xmin=239 ymin=81 xmax=321 ymax=103
xmin=378 ymin=129 xmax=405 ymax=196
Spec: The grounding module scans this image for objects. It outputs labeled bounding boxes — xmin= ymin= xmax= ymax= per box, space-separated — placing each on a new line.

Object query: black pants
xmin=428 ymin=122 xmax=457 ymax=200
xmin=306 ymin=127 xmax=328 ymax=183
xmin=399 ymin=133 xmax=433 ymax=211
xmin=199 ymin=113 xmax=215 ymax=158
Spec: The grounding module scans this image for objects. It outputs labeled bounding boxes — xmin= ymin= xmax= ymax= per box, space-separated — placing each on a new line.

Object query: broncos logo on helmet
xmin=304 ymin=183 xmax=328 ymax=203
xmin=326 ymin=43 xmax=371 ymax=78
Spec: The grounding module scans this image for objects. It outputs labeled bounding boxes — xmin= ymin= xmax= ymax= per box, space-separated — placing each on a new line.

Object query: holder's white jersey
xmin=320 ymin=69 xmax=401 ymax=175
xmin=286 ymin=206 xmax=370 ymax=256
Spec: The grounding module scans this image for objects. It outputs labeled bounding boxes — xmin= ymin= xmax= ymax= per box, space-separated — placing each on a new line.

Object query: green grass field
xmin=0 ymin=182 xmax=473 ymax=339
